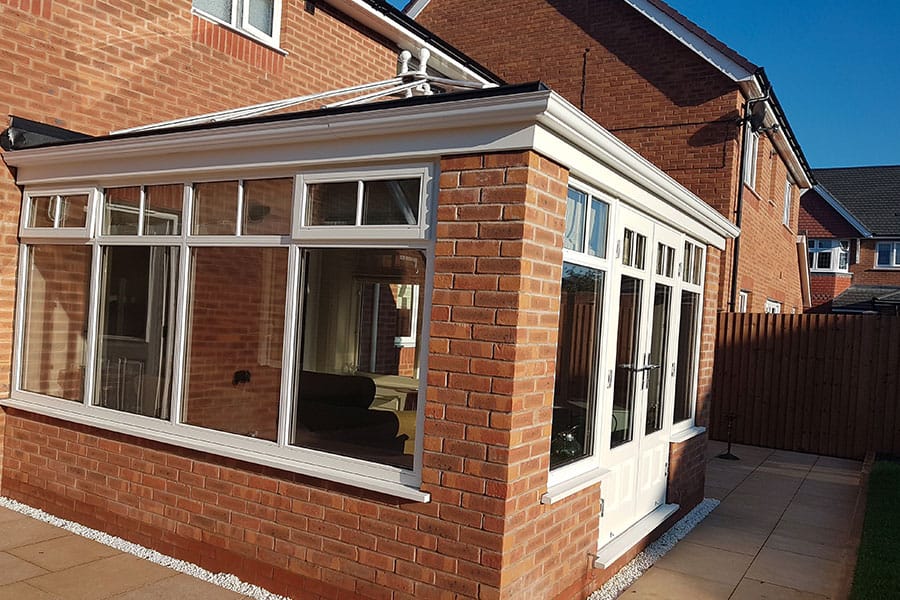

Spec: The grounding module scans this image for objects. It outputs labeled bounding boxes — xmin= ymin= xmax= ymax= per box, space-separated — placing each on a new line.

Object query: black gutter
xmin=1 ymin=82 xmax=548 ymax=151
xmin=0 ymin=116 xmax=91 ymax=151
xmin=353 ymin=0 xmax=505 ymax=86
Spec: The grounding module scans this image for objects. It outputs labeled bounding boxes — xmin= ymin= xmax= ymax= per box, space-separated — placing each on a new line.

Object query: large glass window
xmin=95 ymin=246 xmax=179 ymax=419
xmin=551 ymin=263 xmax=603 ymax=469
xmin=21 ymin=246 xmax=92 ymax=401
xmin=294 ymin=248 xmax=425 ymax=469
xmin=876 ymin=242 xmax=900 ymax=268
xmin=673 ymin=291 xmax=700 ymax=423
xmin=183 ymin=247 xmax=288 ymax=441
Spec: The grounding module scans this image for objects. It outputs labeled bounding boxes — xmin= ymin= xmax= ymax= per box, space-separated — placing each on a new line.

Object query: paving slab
xmin=620 ymin=566 xmax=735 ymax=599
xmin=744 ymin=547 xmax=842 ymax=598
xmin=730 ymin=577 xmax=829 ymax=600
xmin=26 ymin=554 xmax=177 ymax=600
xmin=8 ymin=533 xmax=120 ymax=572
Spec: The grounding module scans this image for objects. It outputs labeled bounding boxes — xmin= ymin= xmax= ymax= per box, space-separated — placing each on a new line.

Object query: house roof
xmin=832 ymin=285 xmax=900 ymax=314
xmin=813 ymin=166 xmax=900 ymax=237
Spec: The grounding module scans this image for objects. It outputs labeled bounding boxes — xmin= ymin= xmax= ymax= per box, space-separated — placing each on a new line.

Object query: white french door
xmin=598 ymin=207 xmax=683 ymax=545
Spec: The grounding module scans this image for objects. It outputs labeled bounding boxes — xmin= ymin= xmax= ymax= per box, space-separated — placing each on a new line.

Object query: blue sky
xmin=390 ymin=0 xmax=900 ymax=168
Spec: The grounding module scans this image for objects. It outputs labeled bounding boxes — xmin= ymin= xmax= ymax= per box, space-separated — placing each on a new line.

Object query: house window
xmin=764 ymin=300 xmax=782 ymax=314
xmin=672 ymin=290 xmax=700 ymax=423
xmin=743 ymin=131 xmax=759 ymax=189
xmin=783 ymin=180 xmax=793 ymax=227
xmin=551 ymin=184 xmax=610 ymax=475
xmin=682 ymin=241 xmax=704 ymax=285
xmin=193 ymin=0 xmax=282 ymax=45
xmin=808 ymin=239 xmax=850 ymax=272
xmin=737 ymin=290 xmax=749 ymax=313
xmin=876 ymin=242 xmax=900 ymax=268
xmin=15 ymin=167 xmax=432 ymax=494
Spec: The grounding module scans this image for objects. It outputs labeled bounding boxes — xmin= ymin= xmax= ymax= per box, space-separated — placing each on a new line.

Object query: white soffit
xmin=5 ymin=89 xmax=737 ymax=246
xmin=329 ymin=0 xmax=493 ymax=84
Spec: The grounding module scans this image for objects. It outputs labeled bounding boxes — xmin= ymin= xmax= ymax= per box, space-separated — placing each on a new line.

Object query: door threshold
xmin=593 ymin=503 xmax=679 ymax=569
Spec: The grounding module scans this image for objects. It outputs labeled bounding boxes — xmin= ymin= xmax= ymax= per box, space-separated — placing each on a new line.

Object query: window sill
xmin=542 ymin=467 xmax=609 ymax=505
xmin=670 ymin=425 xmax=706 ymax=444
xmin=593 ymin=503 xmax=679 ymax=569
xmin=191 ymin=9 xmax=288 ymax=56
xmin=1 ymin=394 xmax=430 ymax=503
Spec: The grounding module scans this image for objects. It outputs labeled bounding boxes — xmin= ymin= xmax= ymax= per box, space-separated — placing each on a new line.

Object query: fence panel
xmin=710 ymin=313 xmax=900 ymax=459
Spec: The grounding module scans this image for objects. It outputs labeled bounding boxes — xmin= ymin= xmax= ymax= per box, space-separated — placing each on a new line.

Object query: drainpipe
xmin=729 ymin=86 xmax=770 ymax=311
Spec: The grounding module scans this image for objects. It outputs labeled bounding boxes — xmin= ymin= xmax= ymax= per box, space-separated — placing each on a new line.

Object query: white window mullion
xmin=235 ymin=180 xmax=244 ymax=236
xmin=169 ymin=185 xmax=193 ymax=425
xmin=276 ymin=244 xmax=302 ymax=447
xmin=355 ymin=180 xmax=364 ymax=226
xmin=11 ymin=244 xmax=31 ymax=393
xmin=82 ymin=242 xmax=103 ymax=408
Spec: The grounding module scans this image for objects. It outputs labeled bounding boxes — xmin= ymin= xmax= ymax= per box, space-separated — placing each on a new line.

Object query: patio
xmin=0 ymin=440 xmax=864 ymax=599
xmin=621 ymin=440 xmax=863 ymax=599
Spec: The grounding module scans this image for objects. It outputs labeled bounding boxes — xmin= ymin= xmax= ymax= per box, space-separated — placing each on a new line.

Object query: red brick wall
xmin=734 ymin=134 xmax=804 ymax=313
xmin=851 ymin=240 xmax=900 ymax=287
xmin=799 ymin=188 xmax=861 ymax=239
xmin=808 ymin=273 xmax=852 ymax=311
xmin=416 ymin=0 xmax=804 ymax=313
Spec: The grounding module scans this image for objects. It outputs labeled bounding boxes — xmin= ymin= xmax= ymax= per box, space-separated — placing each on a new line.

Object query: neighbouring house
xmin=800 ymin=166 xmax=900 ymax=314
xmin=0 ymin=2 xmax=740 ymax=599
xmin=410 ymin=0 xmax=815 ymax=314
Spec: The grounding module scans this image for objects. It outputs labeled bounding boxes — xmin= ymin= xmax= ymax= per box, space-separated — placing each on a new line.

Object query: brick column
xmin=424 ymin=150 xmax=593 ymax=598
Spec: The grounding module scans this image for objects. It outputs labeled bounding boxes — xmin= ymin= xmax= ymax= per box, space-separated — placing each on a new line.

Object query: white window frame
xmin=20 ymin=187 xmax=99 ymax=240
xmin=192 ymin=0 xmax=283 ymax=49
xmin=671 ymin=238 xmax=705 ymax=436
xmin=875 ymin=241 xmax=900 ymax=268
xmin=743 ymin=130 xmax=759 ymax=189
xmin=10 ymin=166 xmax=435 ymax=502
xmin=737 ymin=290 xmax=749 ymax=313
xmin=783 ymin=179 xmax=793 ymax=227
xmin=764 ymin=299 xmax=782 ymax=314
xmin=808 ymin=239 xmax=850 ymax=273
xmin=546 ymin=180 xmax=615 ymax=492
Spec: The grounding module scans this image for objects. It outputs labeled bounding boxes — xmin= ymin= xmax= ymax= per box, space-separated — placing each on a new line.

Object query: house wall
xmin=799 ymin=188 xmax=861 ymax=239
xmin=808 ymin=274 xmax=853 ymax=312
xmin=415 ymin=0 xmax=804 ymax=313
xmin=850 ymin=241 xmax=900 ymax=287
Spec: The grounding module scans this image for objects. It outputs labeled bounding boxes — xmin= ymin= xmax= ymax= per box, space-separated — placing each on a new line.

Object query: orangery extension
xmin=0 ymin=80 xmax=736 ymax=598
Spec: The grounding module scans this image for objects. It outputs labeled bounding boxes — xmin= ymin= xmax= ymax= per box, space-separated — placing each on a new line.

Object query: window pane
xmin=28 ymin=196 xmax=56 ymax=228
xmin=839 ymin=248 xmax=849 ymax=270
xmin=673 ymin=291 xmax=700 ymax=423
xmin=817 ymin=252 xmax=831 ymax=269
xmin=21 ymin=246 xmax=92 ymax=401
xmin=103 ymin=187 xmax=141 ymax=235
xmin=247 ymin=0 xmax=275 ymax=35
xmin=295 ymin=248 xmax=426 ymax=469
xmin=612 ymin=275 xmax=641 ymax=447
xmin=551 ymin=263 xmax=603 ymax=470
xmin=564 ymin=188 xmax=586 ymax=252
xmin=95 ymin=246 xmax=178 ymax=419
xmin=58 ymin=194 xmax=89 ymax=228
xmin=193 ymin=0 xmax=232 ymax=22
xmin=193 ymin=181 xmax=237 ymax=235
xmin=877 ymin=243 xmax=892 ymax=266
xmin=693 ymin=245 xmax=703 ymax=284
xmin=362 ymin=179 xmax=419 ymax=225
xmin=646 ymin=284 xmax=672 ymax=435
xmin=587 ymin=197 xmax=608 ymax=258
xmin=183 ymin=247 xmax=288 ymax=441
xmin=242 ymin=178 xmax=292 ymax=235
xmin=306 ymin=182 xmax=357 ymax=226
xmin=145 ymin=184 xmax=183 ymax=235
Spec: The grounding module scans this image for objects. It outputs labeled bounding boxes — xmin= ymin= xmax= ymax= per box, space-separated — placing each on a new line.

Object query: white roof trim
xmin=329 ymin=0 xmax=492 ymax=85
xmin=812 ymin=184 xmax=872 ymax=238
xmin=5 ymin=89 xmax=737 ymax=245
xmin=621 ymin=0 xmax=754 ymax=81
xmin=404 ymin=0 xmax=430 ymax=18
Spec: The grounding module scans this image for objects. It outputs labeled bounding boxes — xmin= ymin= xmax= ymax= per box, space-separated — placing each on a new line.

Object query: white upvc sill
xmin=541 ymin=467 xmax=609 ymax=505
xmin=593 ymin=503 xmax=679 ymax=569
xmin=0 ymin=395 xmax=430 ymax=503
xmin=670 ymin=425 xmax=706 ymax=444
xmin=191 ymin=9 xmax=288 ymax=56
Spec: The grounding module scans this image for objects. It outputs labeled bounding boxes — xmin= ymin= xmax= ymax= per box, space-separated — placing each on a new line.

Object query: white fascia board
xmin=812 ymin=184 xmax=872 ymax=238
xmin=537 ymin=92 xmax=739 ymax=247
xmin=622 ymin=0 xmax=755 ymax=82
xmin=404 ymin=0 xmax=429 ymax=18
xmin=328 ymin=0 xmax=494 ymax=85
xmin=738 ymin=78 xmax=812 ymax=189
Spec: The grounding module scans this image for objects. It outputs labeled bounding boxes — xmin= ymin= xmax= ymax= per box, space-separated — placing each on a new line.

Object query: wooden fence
xmin=709 ymin=313 xmax=900 ymax=459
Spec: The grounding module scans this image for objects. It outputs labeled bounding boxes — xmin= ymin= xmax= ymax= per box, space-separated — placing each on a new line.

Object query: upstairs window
xmin=783 ymin=180 xmax=793 ymax=227
xmin=876 ymin=242 xmax=900 ymax=268
xmin=764 ymin=299 xmax=782 ymax=314
xmin=193 ymin=0 xmax=281 ymax=45
xmin=743 ymin=131 xmax=759 ymax=189
xmin=808 ymin=239 xmax=849 ymax=272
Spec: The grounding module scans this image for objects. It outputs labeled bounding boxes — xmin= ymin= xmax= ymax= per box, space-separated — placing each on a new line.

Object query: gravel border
xmin=586 ymin=498 xmax=720 ymax=600
xmin=0 ymin=496 xmax=289 ymax=600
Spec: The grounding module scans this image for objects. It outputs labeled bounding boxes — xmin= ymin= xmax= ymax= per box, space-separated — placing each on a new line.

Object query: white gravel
xmin=0 ymin=496 xmax=290 ymax=600
xmin=586 ymin=498 xmax=720 ymax=600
